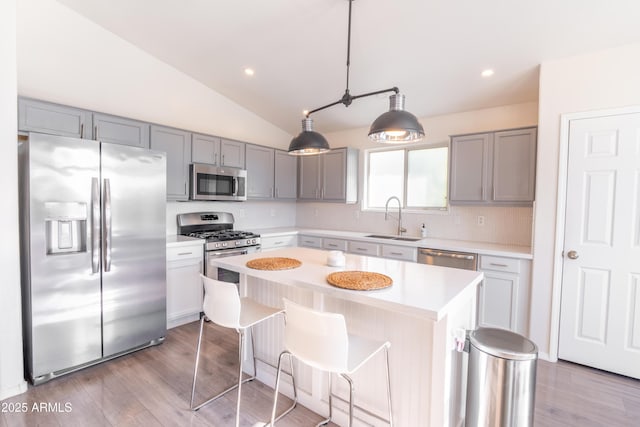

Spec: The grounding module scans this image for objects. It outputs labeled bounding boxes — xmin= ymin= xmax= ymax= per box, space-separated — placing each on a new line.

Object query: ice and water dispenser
xmin=44 ymin=202 xmax=87 ymax=255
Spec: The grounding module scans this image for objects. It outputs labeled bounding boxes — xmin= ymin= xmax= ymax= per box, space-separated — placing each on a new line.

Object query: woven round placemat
xmin=326 ymin=271 xmax=392 ymax=291
xmin=246 ymin=257 xmax=302 ymax=271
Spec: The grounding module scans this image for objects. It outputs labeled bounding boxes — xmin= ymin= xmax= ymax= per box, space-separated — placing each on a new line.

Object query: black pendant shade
xmin=288 ymin=118 xmax=330 ymax=156
xmin=368 ymin=94 xmax=425 ymax=143
xmin=287 ymin=0 xmax=424 ymax=155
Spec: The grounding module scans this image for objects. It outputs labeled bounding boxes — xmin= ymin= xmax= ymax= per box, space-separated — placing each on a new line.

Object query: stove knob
xmin=251 ymin=239 xmax=257 ymax=244
xmin=222 ymin=242 xmax=228 ymax=247
xmin=246 ymin=239 xmax=251 ymax=245
xmin=215 ymin=242 xmax=221 ymax=248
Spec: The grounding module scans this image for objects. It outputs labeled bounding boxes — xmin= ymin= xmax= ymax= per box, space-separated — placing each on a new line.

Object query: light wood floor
xmin=2 ymin=321 xmax=639 ymax=426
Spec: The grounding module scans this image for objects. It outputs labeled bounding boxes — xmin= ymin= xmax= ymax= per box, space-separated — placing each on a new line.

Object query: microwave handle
xmin=232 ymin=177 xmax=238 ymax=196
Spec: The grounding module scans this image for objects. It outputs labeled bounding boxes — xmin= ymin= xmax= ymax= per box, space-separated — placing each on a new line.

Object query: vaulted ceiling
xmin=57 ymin=0 xmax=640 ymax=135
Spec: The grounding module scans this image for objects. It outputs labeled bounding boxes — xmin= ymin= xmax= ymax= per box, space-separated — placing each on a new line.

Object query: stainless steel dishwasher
xmin=417 ymin=248 xmax=478 ymax=270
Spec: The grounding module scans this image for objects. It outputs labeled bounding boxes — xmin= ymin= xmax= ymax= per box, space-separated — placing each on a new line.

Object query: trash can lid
xmin=469 ymin=328 xmax=538 ymax=361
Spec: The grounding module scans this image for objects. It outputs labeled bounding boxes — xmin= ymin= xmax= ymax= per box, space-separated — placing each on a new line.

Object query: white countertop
xmin=166 ymin=234 xmax=203 ymax=248
xmin=209 ymin=247 xmax=484 ymax=321
xmin=252 ymin=227 xmax=532 ymax=259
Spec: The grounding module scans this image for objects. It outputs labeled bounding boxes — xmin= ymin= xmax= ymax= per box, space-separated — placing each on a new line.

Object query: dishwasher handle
xmin=419 ymin=248 xmax=476 ymax=260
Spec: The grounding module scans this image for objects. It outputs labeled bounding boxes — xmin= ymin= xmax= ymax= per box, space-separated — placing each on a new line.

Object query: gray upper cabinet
xmin=298 ymin=155 xmax=322 ymax=200
xmin=192 ymin=133 xmax=221 ymax=165
xmin=150 ymin=125 xmax=191 ymax=201
xmin=274 ymin=150 xmax=297 ymax=199
xmin=449 ymin=127 xmax=536 ymax=205
xmin=18 ymin=97 xmax=92 ymax=139
xmin=220 ymin=139 xmax=245 ymax=168
xmin=492 ymin=128 xmax=537 ymax=202
xmin=298 ymin=147 xmax=358 ymax=203
xmin=93 ymin=113 xmax=149 ymax=148
xmin=449 ymin=133 xmax=491 ymax=202
xmin=245 ymin=144 xmax=275 ymax=199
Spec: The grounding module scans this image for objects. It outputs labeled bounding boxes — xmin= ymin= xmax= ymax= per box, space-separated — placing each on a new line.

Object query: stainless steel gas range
xmin=177 ymin=212 xmax=260 ymax=283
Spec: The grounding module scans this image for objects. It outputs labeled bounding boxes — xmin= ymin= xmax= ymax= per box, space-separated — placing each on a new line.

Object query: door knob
xmin=567 ymin=250 xmax=579 ymax=259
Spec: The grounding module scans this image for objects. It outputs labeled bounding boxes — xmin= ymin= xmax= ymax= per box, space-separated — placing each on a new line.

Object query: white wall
xmin=0 ymin=0 xmax=28 ymax=400
xmin=531 ymin=42 xmax=640 ymax=358
xmin=297 ymin=102 xmax=538 ymax=246
xmin=16 ymin=0 xmax=292 ymax=149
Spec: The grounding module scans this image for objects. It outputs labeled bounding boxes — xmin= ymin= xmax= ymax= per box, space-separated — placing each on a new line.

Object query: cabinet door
xmin=150 ymin=125 xmax=191 ymax=200
xmin=192 ymin=133 xmax=220 ymax=164
xmin=492 ymin=128 xmax=537 ymax=202
xmin=478 ymin=271 xmax=519 ymax=331
xmin=220 ymin=139 xmax=245 ymax=168
xmin=93 ymin=113 xmax=149 ymax=148
xmin=246 ymin=144 xmax=275 ymax=199
xmin=18 ymin=98 xmax=92 ymax=138
xmin=298 ymin=155 xmax=321 ymax=200
xmin=322 ymin=149 xmax=347 ymax=201
xmin=274 ymin=150 xmax=297 ymax=199
xmin=166 ymin=255 xmax=203 ymax=329
xmin=449 ymin=133 xmax=491 ymax=202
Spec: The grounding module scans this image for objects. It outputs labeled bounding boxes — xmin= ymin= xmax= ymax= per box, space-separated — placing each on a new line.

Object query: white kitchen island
xmin=209 ymin=247 xmax=483 ymax=427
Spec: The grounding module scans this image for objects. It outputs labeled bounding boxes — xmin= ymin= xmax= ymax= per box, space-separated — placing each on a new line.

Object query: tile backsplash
xmin=167 ymin=201 xmax=533 ymax=247
xmin=295 ymin=203 xmax=533 ymax=247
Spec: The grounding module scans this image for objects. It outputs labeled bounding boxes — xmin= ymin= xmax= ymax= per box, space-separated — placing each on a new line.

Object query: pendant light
xmin=288 ymin=0 xmax=424 ymax=155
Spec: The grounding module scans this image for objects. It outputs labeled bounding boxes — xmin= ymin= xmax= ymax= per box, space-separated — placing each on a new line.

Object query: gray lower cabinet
xmin=246 ymin=144 xmax=275 ymax=199
xmin=274 ymin=150 xmax=297 ymax=199
xmin=477 ymin=255 xmax=531 ymax=335
xmin=449 ymin=127 xmax=536 ymax=205
xmin=220 ymin=138 xmax=245 ymax=168
xmin=192 ymin=133 xmax=221 ymax=164
xmin=166 ymin=244 xmax=203 ymax=329
xmin=93 ymin=113 xmax=149 ymax=148
xmin=150 ymin=125 xmax=191 ymax=201
xmin=298 ymin=147 xmax=358 ymax=203
xmin=18 ymin=97 xmax=92 ymax=139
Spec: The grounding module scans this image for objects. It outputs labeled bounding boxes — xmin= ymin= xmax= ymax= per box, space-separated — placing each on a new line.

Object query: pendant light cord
xmin=304 ymin=0 xmax=400 ymax=119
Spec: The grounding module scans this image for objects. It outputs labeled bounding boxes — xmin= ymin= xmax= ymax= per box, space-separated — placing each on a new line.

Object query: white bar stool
xmin=270 ymin=299 xmax=393 ymax=427
xmin=190 ymin=275 xmax=284 ymax=427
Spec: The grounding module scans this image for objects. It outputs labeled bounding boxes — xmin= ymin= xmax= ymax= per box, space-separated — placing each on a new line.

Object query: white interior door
xmin=559 ymin=112 xmax=640 ymax=378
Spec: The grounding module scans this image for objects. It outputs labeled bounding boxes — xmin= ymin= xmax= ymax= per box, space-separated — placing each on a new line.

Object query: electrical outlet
xmin=477 ymin=215 xmax=485 ymax=226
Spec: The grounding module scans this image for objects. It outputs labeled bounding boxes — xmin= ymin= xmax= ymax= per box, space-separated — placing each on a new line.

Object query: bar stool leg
xmin=315 ymin=373 xmax=332 ymax=427
xmin=190 ymin=317 xmax=206 ymax=409
xmin=270 ymin=351 xmax=298 ymax=426
xmin=235 ymin=330 xmax=244 ymax=427
xmin=384 ymin=346 xmax=393 ymax=427
xmin=341 ymin=374 xmax=355 ymax=427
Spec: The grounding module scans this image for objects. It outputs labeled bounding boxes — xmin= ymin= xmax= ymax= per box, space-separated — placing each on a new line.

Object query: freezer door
xmin=100 ymin=143 xmax=167 ymax=357
xmin=21 ymin=133 xmax=103 ymax=379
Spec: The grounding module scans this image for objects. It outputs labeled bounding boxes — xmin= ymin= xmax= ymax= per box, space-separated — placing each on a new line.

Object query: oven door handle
xmin=208 ymin=248 xmax=248 ymax=258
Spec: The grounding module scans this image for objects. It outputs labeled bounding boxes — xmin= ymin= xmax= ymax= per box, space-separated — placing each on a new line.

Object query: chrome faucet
xmin=384 ymin=196 xmax=406 ymax=236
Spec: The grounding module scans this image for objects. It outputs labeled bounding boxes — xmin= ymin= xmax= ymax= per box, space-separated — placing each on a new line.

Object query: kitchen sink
xmin=364 ymin=234 xmax=422 ymax=242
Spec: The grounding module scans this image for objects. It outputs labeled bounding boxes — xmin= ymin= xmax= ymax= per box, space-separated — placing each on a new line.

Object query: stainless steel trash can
xmin=465 ymin=328 xmax=538 ymax=427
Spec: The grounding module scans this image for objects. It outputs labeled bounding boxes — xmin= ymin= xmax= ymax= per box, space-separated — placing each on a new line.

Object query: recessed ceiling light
xmin=481 ymin=69 xmax=494 ymax=78
xmin=244 ymin=67 xmax=255 ymax=76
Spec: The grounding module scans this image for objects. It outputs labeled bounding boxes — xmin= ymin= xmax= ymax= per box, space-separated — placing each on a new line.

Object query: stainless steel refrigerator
xmin=18 ymin=132 xmax=167 ymax=385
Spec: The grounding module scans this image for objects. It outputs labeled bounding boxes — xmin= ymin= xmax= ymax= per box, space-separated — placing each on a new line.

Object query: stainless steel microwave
xmin=189 ymin=163 xmax=247 ymax=201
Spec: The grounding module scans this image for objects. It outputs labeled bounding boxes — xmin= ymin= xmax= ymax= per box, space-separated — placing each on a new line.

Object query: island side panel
xmin=430 ymin=283 xmax=478 ymax=427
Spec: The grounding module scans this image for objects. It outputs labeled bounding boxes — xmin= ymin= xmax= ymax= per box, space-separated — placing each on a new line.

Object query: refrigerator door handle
xmin=91 ymin=177 xmax=101 ymax=274
xmin=103 ymin=178 xmax=112 ymax=272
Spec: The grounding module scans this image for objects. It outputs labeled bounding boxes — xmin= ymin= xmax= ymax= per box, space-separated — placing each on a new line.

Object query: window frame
xmin=363 ymin=141 xmax=450 ymax=213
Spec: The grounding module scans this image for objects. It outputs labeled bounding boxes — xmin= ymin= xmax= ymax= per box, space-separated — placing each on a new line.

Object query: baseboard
xmin=0 ymin=380 xmax=28 ymax=401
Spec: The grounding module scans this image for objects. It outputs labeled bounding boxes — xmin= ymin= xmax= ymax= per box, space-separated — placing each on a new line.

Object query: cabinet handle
xmin=390 ymin=252 xmax=403 ymax=256
xmin=214 ymin=153 xmax=218 ymax=165
xmin=95 ymin=125 xmax=98 ymax=140
xmin=356 ymin=247 xmax=367 ymax=251
xmin=321 ymin=188 xmax=325 ymax=199
xmin=327 ymin=243 xmax=338 ymax=248
xmin=222 ymin=154 xmax=225 ymax=165
xmin=489 ymin=262 xmax=509 ymax=267
xmin=80 ymin=123 xmax=84 ymax=139
xmin=274 ymin=241 xmax=284 ymax=245
xmin=177 ymin=252 xmax=193 ymax=256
